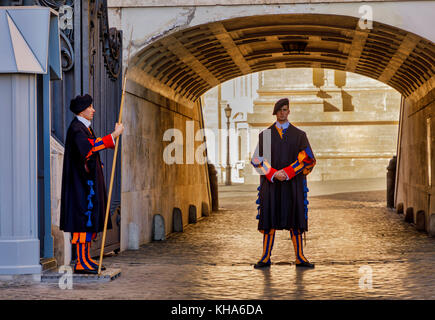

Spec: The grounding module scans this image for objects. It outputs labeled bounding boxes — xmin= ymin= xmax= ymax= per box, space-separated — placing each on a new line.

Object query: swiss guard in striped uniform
xmin=60 ymin=94 xmax=124 ymax=274
xmin=251 ymin=98 xmax=316 ymax=269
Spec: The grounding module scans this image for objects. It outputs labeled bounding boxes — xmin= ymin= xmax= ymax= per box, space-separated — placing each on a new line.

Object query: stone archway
xmin=129 ymin=14 xmax=432 ymax=102
xmin=116 ymin=11 xmax=434 ymax=249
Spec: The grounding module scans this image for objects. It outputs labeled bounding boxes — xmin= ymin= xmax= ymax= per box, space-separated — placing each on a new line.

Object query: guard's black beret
xmin=272 ymin=98 xmax=289 ymax=115
xmin=70 ymin=94 xmax=93 ymax=114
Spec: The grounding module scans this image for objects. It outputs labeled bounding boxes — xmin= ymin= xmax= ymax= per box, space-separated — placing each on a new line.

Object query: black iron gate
xmin=84 ymin=0 xmax=122 ymax=256
xmin=3 ymin=0 xmax=123 ymax=259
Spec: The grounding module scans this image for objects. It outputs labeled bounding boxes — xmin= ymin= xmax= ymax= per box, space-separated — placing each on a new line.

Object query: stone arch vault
xmin=129 ymin=13 xmax=433 ymax=103
xmin=113 ymin=6 xmax=434 ymax=249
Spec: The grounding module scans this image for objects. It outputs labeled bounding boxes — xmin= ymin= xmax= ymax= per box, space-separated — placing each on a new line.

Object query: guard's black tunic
xmin=256 ymin=123 xmax=314 ymax=232
xmin=60 ymin=118 xmax=113 ymax=232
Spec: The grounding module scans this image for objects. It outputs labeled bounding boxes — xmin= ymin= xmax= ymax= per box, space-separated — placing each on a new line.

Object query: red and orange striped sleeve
xmin=85 ymin=134 xmax=115 ymax=160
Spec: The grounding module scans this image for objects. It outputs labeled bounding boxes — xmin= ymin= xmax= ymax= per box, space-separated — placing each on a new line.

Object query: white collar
xmin=275 ymin=121 xmax=289 ymax=129
xmin=76 ymin=115 xmax=91 ymax=128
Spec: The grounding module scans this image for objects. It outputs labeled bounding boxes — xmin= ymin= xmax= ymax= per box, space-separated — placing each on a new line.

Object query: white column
xmin=0 ymin=74 xmax=41 ymax=277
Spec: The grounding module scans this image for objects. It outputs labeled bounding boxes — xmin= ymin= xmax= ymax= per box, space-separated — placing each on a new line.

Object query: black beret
xmin=70 ymin=94 xmax=93 ymax=114
xmin=273 ymin=98 xmax=289 ymax=115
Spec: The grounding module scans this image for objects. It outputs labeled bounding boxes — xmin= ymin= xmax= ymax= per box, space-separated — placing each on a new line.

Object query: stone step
xmin=41 ymin=267 xmax=121 ymax=283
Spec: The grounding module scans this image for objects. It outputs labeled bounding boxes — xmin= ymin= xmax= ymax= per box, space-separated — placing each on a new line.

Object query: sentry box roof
xmin=0 ymin=6 xmax=61 ymax=79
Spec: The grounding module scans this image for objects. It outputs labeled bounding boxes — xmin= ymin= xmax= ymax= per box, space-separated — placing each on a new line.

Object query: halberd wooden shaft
xmin=98 ymin=29 xmax=133 ymax=275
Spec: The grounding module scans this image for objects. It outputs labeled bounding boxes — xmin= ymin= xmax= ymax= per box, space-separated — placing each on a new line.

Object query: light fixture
xmin=224 ymin=104 xmax=232 ymax=119
xmin=282 ymin=41 xmax=308 ymax=53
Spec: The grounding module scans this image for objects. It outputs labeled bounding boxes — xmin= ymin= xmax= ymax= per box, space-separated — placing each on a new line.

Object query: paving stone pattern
xmin=1 ymin=183 xmax=434 ymax=299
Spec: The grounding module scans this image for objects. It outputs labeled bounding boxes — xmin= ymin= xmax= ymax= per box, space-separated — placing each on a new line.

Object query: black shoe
xmin=74 ymin=268 xmax=99 ymax=275
xmin=254 ymin=261 xmax=271 ymax=269
xmin=99 ymin=265 xmax=106 ymax=271
xmin=296 ymin=261 xmax=315 ymax=268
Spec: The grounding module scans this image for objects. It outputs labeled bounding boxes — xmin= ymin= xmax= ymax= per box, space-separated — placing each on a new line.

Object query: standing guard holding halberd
xmin=60 ymin=94 xmax=124 ymax=274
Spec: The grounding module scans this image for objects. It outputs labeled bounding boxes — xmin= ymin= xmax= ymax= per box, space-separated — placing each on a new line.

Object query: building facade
xmin=202 ymin=68 xmax=401 ymax=184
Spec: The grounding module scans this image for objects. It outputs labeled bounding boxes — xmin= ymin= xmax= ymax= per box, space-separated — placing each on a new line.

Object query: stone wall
xmin=396 ymin=89 xmax=434 ymax=233
xmin=120 ymin=81 xmax=211 ymax=250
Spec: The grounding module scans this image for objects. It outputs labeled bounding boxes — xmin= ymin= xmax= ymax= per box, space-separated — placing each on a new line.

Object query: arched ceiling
xmin=130 ymin=14 xmax=434 ymax=102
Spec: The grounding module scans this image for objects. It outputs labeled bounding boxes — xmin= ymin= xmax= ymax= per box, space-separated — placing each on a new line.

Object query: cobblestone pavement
xmin=1 ymin=180 xmax=435 ymax=299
